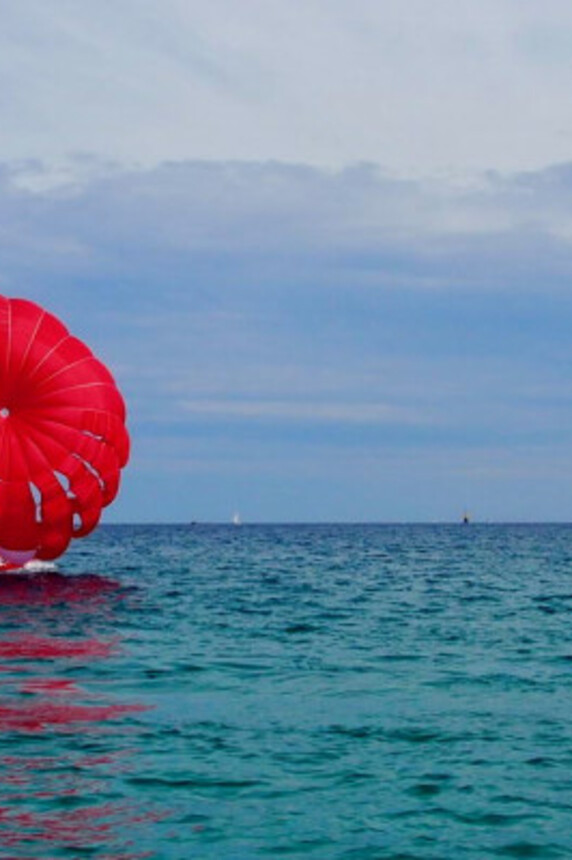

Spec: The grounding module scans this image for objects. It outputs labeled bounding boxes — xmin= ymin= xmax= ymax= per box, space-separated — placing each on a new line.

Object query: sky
xmin=3 ymin=1 xmax=572 ymax=523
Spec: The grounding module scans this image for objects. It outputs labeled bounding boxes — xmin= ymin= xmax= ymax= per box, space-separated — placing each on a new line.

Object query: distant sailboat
xmin=232 ymin=512 xmax=242 ymax=526
xmin=462 ymin=511 xmax=471 ymax=524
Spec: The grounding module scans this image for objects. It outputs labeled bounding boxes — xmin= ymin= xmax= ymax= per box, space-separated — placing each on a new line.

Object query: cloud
xmin=178 ymin=397 xmax=430 ymax=426
xmin=3 ymin=158 xmax=572 ymax=298
xmin=2 ymin=156 xmax=572 ymax=520
xmin=3 ymin=1 xmax=572 ymax=175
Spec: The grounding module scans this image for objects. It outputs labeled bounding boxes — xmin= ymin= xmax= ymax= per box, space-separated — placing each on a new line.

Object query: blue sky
xmin=3 ymin=2 xmax=572 ymax=522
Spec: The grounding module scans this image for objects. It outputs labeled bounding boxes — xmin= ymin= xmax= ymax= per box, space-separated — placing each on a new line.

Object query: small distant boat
xmin=462 ymin=511 xmax=471 ymax=524
xmin=232 ymin=512 xmax=241 ymax=526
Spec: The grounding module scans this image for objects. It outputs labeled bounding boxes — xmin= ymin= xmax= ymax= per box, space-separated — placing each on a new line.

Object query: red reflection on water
xmin=0 ymin=572 xmax=159 ymax=858
xmin=1 ymin=851 xmax=154 ymax=859
xmin=0 ymin=801 xmax=158 ymax=856
xmin=0 ymin=853 xmax=154 ymax=859
xmin=0 ymin=802 xmax=163 ymax=834
xmin=0 ymin=571 xmax=123 ymax=606
xmin=20 ymin=678 xmax=81 ymax=694
xmin=0 ymin=635 xmax=117 ymax=659
xmin=0 ymin=751 xmax=130 ymax=798
xmin=0 ymin=701 xmax=148 ymax=732
xmin=0 ymin=752 xmax=131 ymax=776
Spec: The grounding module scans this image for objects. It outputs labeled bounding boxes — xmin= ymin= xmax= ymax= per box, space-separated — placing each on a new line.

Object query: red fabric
xmin=0 ymin=297 xmax=129 ymax=560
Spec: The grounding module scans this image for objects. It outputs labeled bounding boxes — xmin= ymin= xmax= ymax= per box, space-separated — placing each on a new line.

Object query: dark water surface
xmin=1 ymin=523 xmax=572 ymax=858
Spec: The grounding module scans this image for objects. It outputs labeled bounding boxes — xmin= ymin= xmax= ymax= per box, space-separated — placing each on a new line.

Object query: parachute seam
xmin=30 ymin=355 xmax=106 ymax=390
xmin=29 ymin=381 xmax=122 ymax=399
xmin=15 ymin=409 xmax=123 ymax=443
xmin=5 ymin=299 xmax=11 ymax=388
xmin=17 ymin=304 xmax=47 ymax=384
xmin=26 ymin=333 xmax=71 ymax=382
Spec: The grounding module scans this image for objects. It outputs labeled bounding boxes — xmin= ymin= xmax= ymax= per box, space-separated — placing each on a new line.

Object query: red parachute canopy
xmin=0 ymin=296 xmax=129 ymax=562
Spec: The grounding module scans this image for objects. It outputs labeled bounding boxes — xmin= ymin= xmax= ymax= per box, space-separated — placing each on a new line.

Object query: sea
xmin=0 ymin=523 xmax=572 ymax=859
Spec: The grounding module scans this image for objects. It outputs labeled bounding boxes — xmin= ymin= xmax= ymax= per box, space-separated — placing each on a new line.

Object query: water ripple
xmin=2 ymin=523 xmax=572 ymax=858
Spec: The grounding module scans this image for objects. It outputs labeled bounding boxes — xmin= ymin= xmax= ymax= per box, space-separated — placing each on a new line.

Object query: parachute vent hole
xmin=54 ymin=470 xmax=70 ymax=492
xmin=72 ymin=512 xmax=82 ymax=532
xmin=78 ymin=455 xmax=105 ymax=490
xmin=83 ymin=430 xmax=104 ymax=442
xmin=0 ymin=407 xmax=9 ymax=419
xmin=29 ymin=482 xmax=42 ymax=523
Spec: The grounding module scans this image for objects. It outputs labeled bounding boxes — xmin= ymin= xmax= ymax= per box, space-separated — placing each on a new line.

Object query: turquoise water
xmin=1 ymin=523 xmax=572 ymax=858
